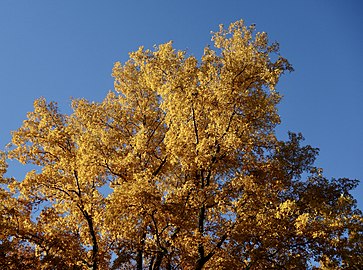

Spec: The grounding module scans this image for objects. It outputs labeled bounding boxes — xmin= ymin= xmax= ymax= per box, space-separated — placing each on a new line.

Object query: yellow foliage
xmin=1 ymin=20 xmax=362 ymax=270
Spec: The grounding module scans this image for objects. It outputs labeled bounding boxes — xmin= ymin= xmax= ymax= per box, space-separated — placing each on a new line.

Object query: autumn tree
xmin=1 ymin=20 xmax=362 ymax=269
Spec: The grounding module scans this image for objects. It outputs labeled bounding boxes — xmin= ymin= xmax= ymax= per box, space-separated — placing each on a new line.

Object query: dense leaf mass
xmin=1 ymin=20 xmax=362 ymax=269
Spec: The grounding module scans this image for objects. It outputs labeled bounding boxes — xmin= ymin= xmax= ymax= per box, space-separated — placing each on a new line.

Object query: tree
xmin=1 ymin=20 xmax=362 ymax=269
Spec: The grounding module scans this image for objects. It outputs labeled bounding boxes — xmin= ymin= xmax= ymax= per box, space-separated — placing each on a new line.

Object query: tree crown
xmin=1 ymin=20 xmax=361 ymax=270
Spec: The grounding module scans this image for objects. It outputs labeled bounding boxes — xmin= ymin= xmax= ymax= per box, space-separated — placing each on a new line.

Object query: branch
xmin=73 ymin=170 xmax=82 ymax=197
xmin=152 ymin=156 xmax=167 ymax=177
xmin=191 ymin=105 xmax=199 ymax=145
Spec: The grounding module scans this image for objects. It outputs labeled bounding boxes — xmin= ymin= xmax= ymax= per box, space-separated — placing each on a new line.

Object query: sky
xmin=0 ymin=0 xmax=362 ymax=208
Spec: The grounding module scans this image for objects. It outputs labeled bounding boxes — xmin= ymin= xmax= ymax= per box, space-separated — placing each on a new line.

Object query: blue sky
xmin=1 ymin=0 xmax=362 ymax=208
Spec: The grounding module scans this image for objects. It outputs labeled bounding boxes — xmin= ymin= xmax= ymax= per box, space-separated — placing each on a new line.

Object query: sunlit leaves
xmin=1 ymin=20 xmax=362 ymax=269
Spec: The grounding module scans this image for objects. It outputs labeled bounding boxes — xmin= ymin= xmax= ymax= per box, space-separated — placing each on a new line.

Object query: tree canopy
xmin=1 ymin=20 xmax=362 ymax=269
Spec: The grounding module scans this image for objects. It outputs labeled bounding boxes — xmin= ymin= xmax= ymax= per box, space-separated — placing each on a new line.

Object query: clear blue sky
xmin=1 ymin=1 xmax=362 ymax=208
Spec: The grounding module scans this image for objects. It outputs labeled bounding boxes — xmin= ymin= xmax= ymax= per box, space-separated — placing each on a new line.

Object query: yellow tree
xmin=3 ymin=20 xmax=362 ymax=269
xmin=7 ymin=99 xmax=110 ymax=269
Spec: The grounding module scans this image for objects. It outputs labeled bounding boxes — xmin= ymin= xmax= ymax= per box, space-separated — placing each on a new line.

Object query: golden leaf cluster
xmin=1 ymin=20 xmax=362 ymax=269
